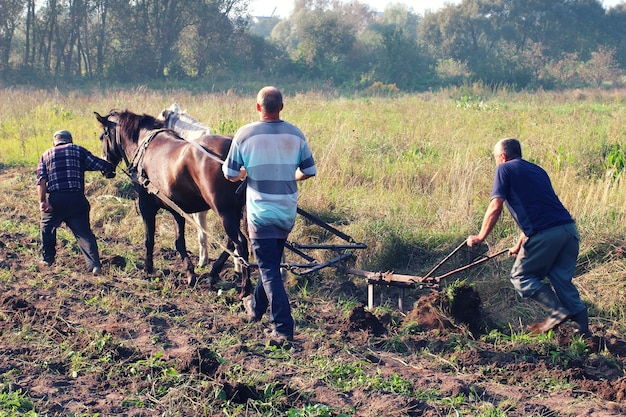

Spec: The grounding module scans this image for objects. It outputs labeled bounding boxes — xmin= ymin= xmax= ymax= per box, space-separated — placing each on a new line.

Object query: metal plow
xmin=282 ymin=213 xmax=508 ymax=311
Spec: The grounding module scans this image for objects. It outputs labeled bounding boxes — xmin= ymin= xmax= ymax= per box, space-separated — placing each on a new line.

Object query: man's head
xmin=256 ymin=86 xmax=283 ymax=116
xmin=53 ymin=130 xmax=73 ymax=145
xmin=494 ymin=138 xmax=522 ymax=164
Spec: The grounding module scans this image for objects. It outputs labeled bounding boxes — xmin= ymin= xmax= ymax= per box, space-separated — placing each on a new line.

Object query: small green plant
xmin=443 ymin=279 xmax=470 ymax=308
xmin=604 ymin=143 xmax=625 ymax=178
xmin=68 ymin=350 xmax=91 ymax=378
xmin=325 ymin=362 xmax=366 ymax=390
xmin=287 ymin=403 xmax=352 ymax=417
xmin=400 ymin=321 xmax=420 ymax=335
xmin=0 ymin=389 xmax=37 ymax=416
xmin=336 ymin=298 xmax=359 ymax=317
xmin=441 ymin=393 xmax=467 ymax=410
xmin=381 ymin=335 xmax=409 ymax=353
xmin=297 ymin=278 xmax=310 ymax=298
xmin=127 ymin=351 xmax=168 ymax=376
xmin=371 ymin=371 xmax=414 ymax=395
xmin=567 ymin=335 xmax=590 ymax=361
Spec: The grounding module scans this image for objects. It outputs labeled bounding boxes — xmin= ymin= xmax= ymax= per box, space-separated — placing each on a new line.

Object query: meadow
xmin=0 ymin=85 xmax=625 ymax=416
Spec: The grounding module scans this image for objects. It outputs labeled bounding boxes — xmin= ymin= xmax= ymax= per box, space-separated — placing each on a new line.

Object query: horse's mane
xmin=115 ymin=110 xmax=166 ymax=143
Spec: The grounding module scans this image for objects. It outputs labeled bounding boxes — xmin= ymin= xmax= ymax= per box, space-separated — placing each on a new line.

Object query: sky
xmin=250 ymin=0 xmax=626 ymax=18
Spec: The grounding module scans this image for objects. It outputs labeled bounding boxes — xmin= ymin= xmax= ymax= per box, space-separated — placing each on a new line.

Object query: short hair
xmin=257 ymin=86 xmax=283 ymax=113
xmin=498 ymin=138 xmax=522 ymax=159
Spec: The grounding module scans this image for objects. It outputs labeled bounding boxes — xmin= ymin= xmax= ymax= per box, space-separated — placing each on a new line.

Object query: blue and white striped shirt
xmin=223 ymin=120 xmax=316 ymax=239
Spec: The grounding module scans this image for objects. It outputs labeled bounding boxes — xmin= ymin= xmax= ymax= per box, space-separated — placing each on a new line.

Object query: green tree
xmin=0 ymin=0 xmax=26 ymax=71
xmin=603 ymin=3 xmax=626 ymax=68
xmin=292 ymin=7 xmax=356 ymax=82
xmin=367 ymin=4 xmax=435 ymax=90
xmin=418 ymin=0 xmax=619 ymax=87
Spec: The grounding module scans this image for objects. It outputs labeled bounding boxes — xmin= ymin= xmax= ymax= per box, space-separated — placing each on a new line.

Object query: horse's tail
xmin=235 ymin=179 xmax=249 ymax=238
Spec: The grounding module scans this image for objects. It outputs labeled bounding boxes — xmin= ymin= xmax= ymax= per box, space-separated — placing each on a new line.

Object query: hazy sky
xmin=250 ymin=0 xmax=626 ymax=18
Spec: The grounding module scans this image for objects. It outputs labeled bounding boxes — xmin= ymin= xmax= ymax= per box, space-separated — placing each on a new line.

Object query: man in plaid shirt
xmin=37 ymin=130 xmax=115 ymax=274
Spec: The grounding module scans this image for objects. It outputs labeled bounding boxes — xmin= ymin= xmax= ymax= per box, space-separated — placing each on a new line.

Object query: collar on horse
xmin=128 ymin=129 xmax=169 ymax=187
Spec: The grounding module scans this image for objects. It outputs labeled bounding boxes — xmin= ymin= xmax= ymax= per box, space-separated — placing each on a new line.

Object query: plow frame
xmin=281 ymin=209 xmax=509 ymax=311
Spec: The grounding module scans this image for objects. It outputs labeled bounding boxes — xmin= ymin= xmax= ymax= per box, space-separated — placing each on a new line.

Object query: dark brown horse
xmin=95 ymin=110 xmax=250 ymax=295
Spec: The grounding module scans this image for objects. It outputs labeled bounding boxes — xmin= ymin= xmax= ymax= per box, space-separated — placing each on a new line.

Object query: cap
xmin=53 ymin=130 xmax=73 ymax=145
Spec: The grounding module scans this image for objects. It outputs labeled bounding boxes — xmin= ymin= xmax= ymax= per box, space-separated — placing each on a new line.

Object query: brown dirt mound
xmin=403 ymin=284 xmax=484 ymax=335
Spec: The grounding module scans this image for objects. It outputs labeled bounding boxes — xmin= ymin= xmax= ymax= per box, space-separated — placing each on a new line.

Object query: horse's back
xmin=194 ymin=134 xmax=233 ymax=160
xmin=159 ymin=104 xmax=214 ymax=141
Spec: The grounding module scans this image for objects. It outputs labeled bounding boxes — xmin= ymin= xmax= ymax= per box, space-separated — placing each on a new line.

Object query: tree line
xmin=1 ymin=0 xmax=625 ymax=91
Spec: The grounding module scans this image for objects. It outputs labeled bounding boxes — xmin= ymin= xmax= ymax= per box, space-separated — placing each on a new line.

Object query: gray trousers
xmin=510 ymin=222 xmax=585 ymax=315
xmin=40 ymin=191 xmax=101 ymax=270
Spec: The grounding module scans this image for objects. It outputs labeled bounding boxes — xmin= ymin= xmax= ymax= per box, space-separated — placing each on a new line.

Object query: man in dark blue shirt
xmin=467 ymin=138 xmax=590 ymax=338
xmin=37 ymin=130 xmax=115 ymax=274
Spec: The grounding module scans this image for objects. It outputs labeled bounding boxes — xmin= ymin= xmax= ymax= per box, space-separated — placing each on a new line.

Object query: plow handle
xmin=430 ymin=248 xmax=510 ymax=281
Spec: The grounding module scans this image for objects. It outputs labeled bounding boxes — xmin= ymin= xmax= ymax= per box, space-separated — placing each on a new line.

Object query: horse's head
xmin=95 ymin=109 xmax=166 ymax=170
xmin=95 ymin=110 xmax=125 ymax=170
xmin=156 ymin=103 xmax=214 ymax=141
xmin=156 ymin=103 xmax=181 ymax=128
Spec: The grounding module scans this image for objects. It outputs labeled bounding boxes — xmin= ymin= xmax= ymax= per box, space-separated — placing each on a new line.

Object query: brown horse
xmin=95 ymin=110 xmax=250 ymax=295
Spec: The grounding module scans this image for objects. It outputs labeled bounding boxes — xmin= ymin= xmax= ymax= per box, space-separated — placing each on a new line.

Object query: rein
xmin=187 ymin=139 xmax=226 ymax=166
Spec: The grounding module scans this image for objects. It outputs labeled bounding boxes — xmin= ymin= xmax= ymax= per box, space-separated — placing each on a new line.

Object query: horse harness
xmin=109 ymin=125 xmax=248 ymax=267
xmin=130 ymin=128 xmax=167 ymax=188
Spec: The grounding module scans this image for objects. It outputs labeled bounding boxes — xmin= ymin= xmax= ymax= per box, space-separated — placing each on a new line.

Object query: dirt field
xmin=1 ymin=167 xmax=626 ymax=416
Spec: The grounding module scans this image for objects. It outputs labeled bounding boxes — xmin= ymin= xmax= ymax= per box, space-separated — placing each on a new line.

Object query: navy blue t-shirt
xmin=491 ymin=158 xmax=573 ymax=237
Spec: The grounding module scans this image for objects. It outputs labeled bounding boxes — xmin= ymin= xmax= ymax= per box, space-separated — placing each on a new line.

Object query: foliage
xmin=1 ymin=0 xmax=625 ymax=91
xmin=603 ymin=143 xmax=625 ymax=176
xmin=0 ymin=378 xmax=37 ymax=417
xmin=363 ymin=81 xmax=400 ymax=96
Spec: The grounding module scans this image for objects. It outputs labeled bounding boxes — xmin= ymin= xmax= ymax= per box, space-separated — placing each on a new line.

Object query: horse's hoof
xmin=187 ymin=275 xmax=197 ymax=287
xmin=208 ymin=275 xmax=219 ymax=286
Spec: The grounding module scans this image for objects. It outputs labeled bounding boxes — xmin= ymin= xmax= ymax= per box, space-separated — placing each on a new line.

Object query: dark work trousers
xmin=509 ymin=222 xmax=585 ymax=315
xmin=40 ymin=191 xmax=101 ymax=270
xmin=250 ymin=238 xmax=294 ymax=338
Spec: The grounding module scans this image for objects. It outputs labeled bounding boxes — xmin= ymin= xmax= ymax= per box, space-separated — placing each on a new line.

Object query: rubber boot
xmin=570 ymin=308 xmax=591 ymax=338
xmin=528 ymin=284 xmax=571 ymax=335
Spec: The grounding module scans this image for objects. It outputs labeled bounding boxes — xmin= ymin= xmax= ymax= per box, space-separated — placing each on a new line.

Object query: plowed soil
xmin=1 ymin=167 xmax=625 ymax=416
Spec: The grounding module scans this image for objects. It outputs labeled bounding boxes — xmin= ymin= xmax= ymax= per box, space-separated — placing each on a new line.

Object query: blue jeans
xmin=510 ymin=222 xmax=585 ymax=315
xmin=250 ymin=238 xmax=294 ymax=337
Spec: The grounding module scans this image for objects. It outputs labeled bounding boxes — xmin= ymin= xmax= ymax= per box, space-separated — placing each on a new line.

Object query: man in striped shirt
xmin=37 ymin=130 xmax=115 ymax=275
xmin=223 ymin=86 xmax=316 ymax=344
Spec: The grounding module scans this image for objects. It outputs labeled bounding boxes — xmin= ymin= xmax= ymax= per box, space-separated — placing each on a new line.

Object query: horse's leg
xmin=171 ymin=212 xmax=197 ymax=286
xmin=194 ymin=211 xmax=209 ymax=267
xmin=238 ymin=207 xmax=251 ymax=297
xmin=208 ymin=245 xmax=232 ymax=285
xmin=236 ymin=228 xmax=252 ymax=297
xmin=138 ymin=197 xmax=158 ymax=275
xmin=211 ymin=211 xmax=250 ymax=298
